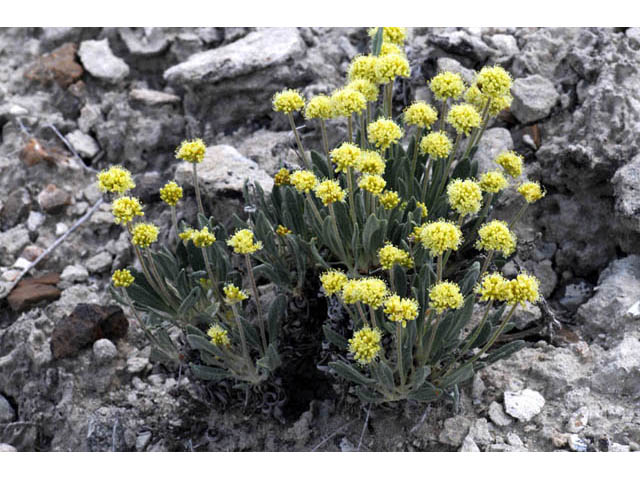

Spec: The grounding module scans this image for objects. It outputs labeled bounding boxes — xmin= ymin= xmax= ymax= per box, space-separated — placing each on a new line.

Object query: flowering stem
xmin=288 ymin=112 xmax=309 ymax=169
xmin=245 ymin=254 xmax=268 ymax=354
xmin=347 ymin=115 xmax=353 ymax=143
xmin=509 ymin=202 xmax=529 ymax=229
xmin=320 ymin=119 xmax=330 ymax=161
xmin=305 ymin=193 xmax=324 ymax=226
xmin=461 ymin=100 xmax=491 ymax=161
xmin=170 ymin=206 xmax=178 ymax=243
xmin=369 ymin=305 xmax=378 ymax=330
xmin=329 ymin=203 xmax=351 ymax=269
xmin=457 ymin=212 xmax=465 ymax=227
xmin=201 ymin=247 xmax=222 ymax=302
xmin=346 ymin=167 xmax=357 ymax=224
xmin=190 ymin=162 xmax=206 ymax=218
xmin=386 ymin=81 xmax=394 ymax=118
xmin=479 ymin=250 xmax=495 ymax=279
xmin=465 ymin=303 xmax=518 ymax=366
xmin=134 ymin=245 xmax=168 ymax=308
xmin=439 ymin=99 xmax=448 ymax=132
xmin=396 ymin=322 xmax=405 ymax=386
xmin=144 ymin=248 xmax=180 ymax=311
xmin=436 ymin=254 xmax=443 ymax=282
xmin=231 ymin=303 xmax=254 ymax=374
xmin=356 ymin=302 xmax=369 ymax=327
xmin=366 ymin=102 xmax=372 ymax=125
xmin=409 ymin=128 xmax=423 ymax=198
xmin=420 ymin=156 xmax=433 ymax=203
xmin=436 ymin=133 xmax=462 ymax=198
xmin=359 ymin=113 xmax=367 ymax=149
xmin=423 ymin=312 xmax=442 ymax=362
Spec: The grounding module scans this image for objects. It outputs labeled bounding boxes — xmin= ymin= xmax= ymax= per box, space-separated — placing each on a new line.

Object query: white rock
xmin=93 ymin=339 xmax=118 ymax=365
xmin=504 ymin=389 xmax=545 ymax=422
xmin=127 ymin=356 xmax=149 ymax=374
xmin=26 ymin=211 xmax=46 ymax=232
xmin=438 ymin=415 xmax=471 ymax=447
xmin=85 ymin=251 xmax=113 ymax=273
xmin=488 ymin=401 xmax=512 ymax=427
xmin=506 ymin=432 xmax=524 ymax=447
xmin=129 ymin=88 xmax=180 ymax=106
xmin=568 ymin=434 xmax=588 ymax=452
xmin=60 ymin=264 xmax=89 ymax=283
xmin=136 ymin=431 xmax=152 ymax=451
xmin=468 ymin=418 xmax=492 ymax=446
xmin=609 ymin=442 xmax=630 ymax=452
xmin=55 ymin=222 xmax=68 ymax=235
xmin=78 ymin=39 xmax=129 ymax=83
xmin=627 ymin=301 xmax=640 ymax=319
xmin=12 ymin=257 xmax=31 ymax=270
xmin=0 ymin=394 xmax=16 ymax=422
xmin=490 ymin=34 xmax=520 ymax=57
xmin=0 ymin=443 xmax=17 ymax=452
xmin=65 ymin=130 xmax=99 ymax=159
xmin=511 ymin=75 xmax=559 ymax=123
xmin=460 ymin=435 xmax=480 ymax=452
xmin=567 ymin=406 xmax=589 ymax=433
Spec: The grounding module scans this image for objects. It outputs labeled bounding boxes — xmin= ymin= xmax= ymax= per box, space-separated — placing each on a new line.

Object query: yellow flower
xmin=375 ymin=54 xmax=410 ymax=84
xmin=176 ymin=138 xmax=206 ymax=164
xmin=223 ymin=284 xmax=249 ymax=304
xmin=97 ymin=166 xmax=135 ymax=194
xmin=378 ymin=243 xmax=413 ymax=270
xmin=368 ymin=27 xmax=407 ymax=45
xmin=347 ymin=79 xmax=379 ymax=103
xmin=341 ymin=279 xmax=361 ymax=304
xmin=420 ymin=132 xmax=452 ymax=159
xmin=112 ymin=269 xmax=134 ymax=288
xmin=479 ymin=170 xmax=509 ymax=193
xmin=419 ymin=220 xmax=463 ymax=256
xmin=348 ymin=326 xmax=382 ymax=365
xmin=447 ymin=178 xmax=483 ymax=216
xmin=447 ymin=103 xmax=482 ymax=135
xmin=357 ymin=278 xmax=388 ymax=309
xmin=331 ymin=88 xmax=366 ymax=116
xmin=276 ymin=225 xmax=292 ymax=236
xmin=507 ymin=273 xmax=540 ymax=306
xmin=179 ymin=228 xmax=196 ymax=242
xmin=495 ymin=151 xmax=523 ymax=178
xmin=314 ymin=179 xmax=346 ymax=206
xmin=227 ymin=229 xmax=263 ymax=255
xmin=518 ymin=181 xmax=545 ymax=203
xmin=476 ymin=65 xmax=512 ymax=99
xmin=476 ymin=220 xmax=516 ymax=256
xmin=272 ymin=88 xmax=305 ymax=114
xmin=379 ymin=190 xmax=400 ymax=210
xmin=304 ymin=95 xmax=333 ymax=119
xmin=320 ymin=270 xmax=348 ymax=295
xmin=131 ymin=223 xmax=159 ymax=249
xmin=112 ymin=196 xmax=144 ymax=225
xmin=159 ymin=181 xmax=183 ymax=206
xmin=475 ymin=273 xmax=510 ymax=302
xmin=416 ymin=202 xmax=428 ymax=218
xmin=207 ymin=324 xmax=231 ymax=347
xmin=356 ymin=150 xmax=385 ymax=175
xmin=348 ymin=54 xmax=378 ymax=84
xmin=192 ymin=226 xmax=216 ymax=248
xmin=404 ymin=101 xmax=438 ymax=129
xmin=381 ymin=42 xmax=404 ymax=57
xmin=383 ymin=295 xmax=419 ymax=327
xmin=368 ymin=118 xmax=403 ymax=150
xmin=429 ymin=281 xmax=464 ymax=313
xmin=330 ymin=143 xmax=361 ymax=173
xmin=290 ymin=170 xmax=319 ymax=193
xmin=430 ymin=71 xmax=465 ymax=101
xmin=465 ymin=83 xmax=512 ymax=117
xmin=274 ymin=168 xmax=291 ymax=186
xmin=358 ymin=174 xmax=386 ymax=195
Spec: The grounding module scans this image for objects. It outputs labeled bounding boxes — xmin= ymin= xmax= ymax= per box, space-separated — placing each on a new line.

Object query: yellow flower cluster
xmin=223 ymin=284 xmax=249 ymax=304
xmin=341 ymin=279 xmax=361 ymax=304
xmin=227 ymin=229 xmax=262 ymax=255
xmin=330 ymin=143 xmax=361 ymax=173
xmin=290 ymin=170 xmax=319 ymax=193
xmin=176 ymin=138 xmax=206 ymax=164
xmin=358 ymin=174 xmax=386 ymax=195
xmin=476 ymin=220 xmax=516 ymax=256
xmin=404 ymin=101 xmax=438 ymax=129
xmin=348 ymin=55 xmax=378 ymax=84
xmin=349 ymin=326 xmax=382 ymax=365
xmin=429 ymin=281 xmax=464 ymax=313
xmin=507 ymin=273 xmax=540 ymax=306
xmin=518 ymin=181 xmax=545 ymax=203
xmin=475 ymin=273 xmax=510 ymax=302
xmin=159 ymin=181 xmax=183 ymax=206
xmin=276 ymin=225 xmax=291 ymax=236
xmin=375 ymin=54 xmax=410 ymax=84
xmin=379 ymin=190 xmax=401 ymax=210
xmin=465 ymin=83 xmax=512 ymax=117
xmin=419 ymin=132 xmax=452 ymax=159
xmin=192 ymin=226 xmax=216 ymax=248
xmin=179 ymin=228 xmax=195 ymax=242
xmin=495 ymin=151 xmax=523 ymax=178
xmin=314 ymin=179 xmax=346 ymax=206
xmin=368 ymin=118 xmax=403 ymax=150
xmin=380 ymin=42 xmax=404 ymax=56
xmin=131 ymin=223 xmax=159 ymax=249
xmin=416 ymin=202 xmax=428 ymax=218
xmin=272 ymin=88 xmax=305 ymax=114
xmin=447 ymin=104 xmax=482 ymax=135
xmin=476 ymin=65 xmax=512 ymax=99
xmin=419 ymin=220 xmax=463 ymax=256
xmin=430 ymin=72 xmax=465 ymax=101
xmin=304 ymin=95 xmax=333 ymax=119
xmin=347 ymin=79 xmax=379 ymax=102
xmin=320 ymin=270 xmax=348 ymax=295
xmin=207 ymin=324 xmax=230 ymax=347
xmin=356 ymin=150 xmax=385 ymax=175
xmin=112 ymin=269 xmax=134 ymax=288
xmin=274 ymin=168 xmax=291 ymax=186
xmin=357 ymin=278 xmax=388 ymax=309
xmin=331 ymin=88 xmax=366 ymax=116
xmin=378 ymin=243 xmax=413 ymax=270
xmin=383 ymin=295 xmax=419 ymax=327
xmin=369 ymin=27 xmax=407 ymax=45
xmin=112 ymin=196 xmax=144 ymax=225
xmin=97 ymin=166 xmax=135 ymax=194
xmin=447 ymin=179 xmax=483 ymax=216
xmin=479 ymin=170 xmax=508 ymax=193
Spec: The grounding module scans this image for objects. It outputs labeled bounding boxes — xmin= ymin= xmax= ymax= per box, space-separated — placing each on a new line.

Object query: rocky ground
xmin=1 ymin=27 xmax=640 ymax=452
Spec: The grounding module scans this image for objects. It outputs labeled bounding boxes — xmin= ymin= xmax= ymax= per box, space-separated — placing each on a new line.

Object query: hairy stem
xmin=245 ymin=254 xmax=268 ymax=353
xmin=288 ymin=112 xmax=309 ymax=169
xmin=192 ymin=162 xmax=205 ymax=218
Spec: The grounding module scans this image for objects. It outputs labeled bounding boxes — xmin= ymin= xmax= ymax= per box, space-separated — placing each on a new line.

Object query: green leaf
xmin=311 ymin=150 xmax=332 ymax=178
xmin=460 ymin=261 xmax=480 ymax=296
xmin=356 ymin=386 xmax=385 ymax=404
xmin=329 ymin=360 xmax=376 ymax=386
xmin=178 ymin=286 xmax=200 ymax=316
xmin=189 ymin=363 xmax=230 ymax=382
xmin=477 ymin=340 xmax=526 ymax=369
xmin=256 ymin=343 xmax=282 ymax=373
xmin=268 ymin=294 xmax=287 ymax=343
xmin=392 ymin=264 xmax=407 ymax=297
xmin=186 ymin=334 xmax=220 ymax=357
xmin=438 ymin=363 xmax=474 ymax=389
xmin=371 ymin=27 xmax=384 ymax=56
xmin=407 ymin=381 xmax=440 ymax=402
xmin=371 ymin=361 xmax=395 ymax=391
xmin=410 ymin=365 xmax=431 ymax=390
xmin=323 ymin=325 xmax=349 ymax=350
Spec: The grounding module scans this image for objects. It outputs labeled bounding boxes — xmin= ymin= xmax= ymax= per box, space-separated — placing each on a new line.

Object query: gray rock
xmin=593 ymin=335 xmax=640 ymax=399
xmin=468 ymin=418 xmax=492 ymax=446
xmin=175 ymin=144 xmax=274 ymax=197
xmin=0 ymin=188 xmax=31 ymax=229
xmin=609 ymin=443 xmax=631 ymax=452
xmin=37 ymin=184 xmax=72 ymax=214
xmin=435 ymin=57 xmax=475 ymax=84
xmin=118 ymin=27 xmax=170 ymax=56
xmin=558 ymin=281 xmax=593 ymax=312
xmin=129 ymin=88 xmax=180 ymax=107
xmin=473 ymin=128 xmax=514 ymax=173
xmin=566 ymin=406 xmax=589 ymax=433
xmin=488 ymin=401 xmax=512 ymax=427
xmin=612 ymin=154 xmax=640 ymax=234
xmin=489 ymin=34 xmax=520 ymax=59
xmin=626 ymin=27 xmax=640 ymax=49
xmin=568 ymin=434 xmax=588 ymax=452
xmin=85 ymin=251 xmax=113 ymax=274
xmin=506 ymin=432 xmax=524 ymax=447
xmin=460 ymin=435 xmax=480 ymax=452
xmin=78 ymin=39 xmax=129 ymax=83
xmin=0 ymin=225 xmax=30 ymax=264
xmin=136 ymin=431 xmax=152 ymax=451
xmin=78 ymin=104 xmax=102 ymax=133
xmin=0 ymin=394 xmax=16 ymax=423
xmin=60 ymin=264 xmax=89 ymax=283
xmin=127 ymin=356 xmax=149 ymax=374
xmin=512 ymin=303 xmax=542 ymax=330
xmin=504 ymin=389 xmax=545 ymax=422
xmin=65 ymin=130 xmax=99 ymax=159
xmin=430 ymin=30 xmax=496 ymax=63
xmin=511 ymin=75 xmax=558 ymax=123
xmin=26 ymin=211 xmax=46 ymax=232
xmin=92 ymin=339 xmax=118 ymax=365
xmin=438 ymin=415 xmax=471 ymax=447
xmin=0 ymin=443 xmax=17 ymax=452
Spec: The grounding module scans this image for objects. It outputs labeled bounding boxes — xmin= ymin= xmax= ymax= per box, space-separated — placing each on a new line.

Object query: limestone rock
xmin=473 ymin=128 xmax=514 ymax=173
xmin=438 ymin=415 xmax=471 ymax=447
xmin=511 ymin=74 xmax=559 ymax=123
xmin=65 ymin=130 xmax=99 ymax=159
xmin=612 ymin=154 xmax=640 ymax=234
xmin=504 ymin=389 xmax=545 ymax=422
xmin=78 ymin=39 xmax=129 ymax=83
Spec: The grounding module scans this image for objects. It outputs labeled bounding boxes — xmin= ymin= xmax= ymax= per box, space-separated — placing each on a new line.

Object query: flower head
xmin=447 ymin=104 xmax=482 ymax=135
xmin=495 ymin=151 xmax=523 ymax=178
xmin=378 ymin=243 xmax=413 ymax=270
xmin=379 ymin=190 xmax=400 ymax=210
xmin=380 ymin=42 xmax=404 ymax=56
xmin=347 ymin=79 xmax=379 ymax=102
xmin=518 ymin=181 xmax=545 ymax=203
xmin=384 ymin=295 xmax=419 ymax=327
xmin=507 ymin=273 xmax=540 ymax=306
xmin=429 ymin=281 xmax=464 ymax=313
xmin=355 ymin=278 xmax=389 ymax=309
xmin=369 ymin=27 xmax=407 ymax=45
xmin=304 ymin=95 xmax=333 ymax=119
xmin=420 ymin=132 xmax=452 ymax=159
xmin=476 ymin=220 xmax=516 ymax=256
xmin=341 ymin=279 xmax=361 ymax=304
xmin=330 ymin=143 xmax=361 ymax=173
xmin=479 ymin=170 xmax=509 ymax=193
xmin=475 ymin=273 xmax=510 ymax=302
xmin=176 ymin=138 xmax=206 ymax=163
xmin=97 ymin=166 xmax=135 ymax=194
xmin=112 ymin=196 xmax=144 ymax=225
xmin=131 ymin=223 xmax=159 ymax=249
xmin=447 ymin=178 xmax=483 ymax=216
xmin=227 ymin=229 xmax=262 ymax=255
xmin=356 ymin=150 xmax=385 ymax=175
xmin=207 ymin=324 xmax=231 ymax=347
xmin=368 ymin=118 xmax=403 ymax=150
xmin=274 ymin=168 xmax=291 ymax=186
xmin=272 ymin=88 xmax=305 ymax=114
xmin=320 ymin=270 xmax=348 ymax=295
xmin=430 ymin=72 xmax=465 ymax=101
xmin=331 ymin=88 xmax=366 ymax=116
xmin=159 ymin=181 xmax=183 ymax=206
xmin=314 ymin=179 xmax=346 ymax=206
xmin=348 ymin=327 xmax=382 ymax=365
xmin=404 ymin=101 xmax=438 ymax=129
xmin=348 ymin=54 xmax=379 ymax=84
xmin=465 ymin=83 xmax=512 ymax=117
xmin=179 ymin=228 xmax=196 ymax=243
xmin=358 ymin=174 xmax=386 ymax=196
xmin=416 ymin=202 xmax=428 ymax=218
xmin=419 ymin=220 xmax=463 ymax=256
xmin=223 ymin=284 xmax=249 ymax=304
xmin=112 ymin=269 xmax=134 ymax=288
xmin=276 ymin=225 xmax=292 ymax=236
xmin=192 ymin=226 xmax=216 ymax=248
xmin=375 ymin=54 xmax=410 ymax=84
xmin=476 ymin=66 xmax=512 ymax=99
xmin=290 ymin=170 xmax=319 ymax=193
